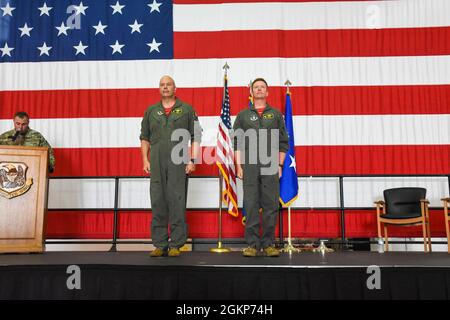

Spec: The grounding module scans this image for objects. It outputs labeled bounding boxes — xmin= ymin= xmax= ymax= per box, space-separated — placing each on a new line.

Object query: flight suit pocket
xmin=171 ymin=113 xmax=188 ymax=129
xmin=261 ymin=116 xmax=276 ymax=129
xmin=149 ymin=113 xmax=164 ymax=145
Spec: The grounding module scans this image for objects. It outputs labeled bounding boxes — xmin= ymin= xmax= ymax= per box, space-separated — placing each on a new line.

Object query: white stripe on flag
xmin=174 ymin=0 xmax=450 ymax=31
xmin=2 ymin=55 xmax=450 ymax=90
xmin=47 ymin=176 xmax=449 ymax=209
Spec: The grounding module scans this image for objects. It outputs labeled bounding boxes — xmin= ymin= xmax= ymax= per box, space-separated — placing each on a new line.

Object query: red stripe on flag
xmin=299 ymin=145 xmax=450 ymax=175
xmin=0 ymin=88 xmax=156 ymax=119
xmin=2 ymin=85 xmax=450 ymax=119
xmin=47 ymin=211 xmax=114 ymax=239
xmin=50 ymin=145 xmax=450 ymax=177
xmin=175 ymin=27 xmax=450 ymax=59
xmin=343 ymin=210 xmax=448 ymax=238
xmin=46 ymin=210 xmax=247 ymax=239
xmin=47 ymin=209 xmax=447 ymax=239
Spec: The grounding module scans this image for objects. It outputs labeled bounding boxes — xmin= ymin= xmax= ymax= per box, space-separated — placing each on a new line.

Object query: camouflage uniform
xmin=233 ymin=104 xmax=289 ymax=250
xmin=0 ymin=129 xmax=56 ymax=170
xmin=140 ymin=98 xmax=202 ymax=250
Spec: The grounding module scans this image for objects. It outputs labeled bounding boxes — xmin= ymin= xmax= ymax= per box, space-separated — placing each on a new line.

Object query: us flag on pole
xmin=216 ymin=72 xmax=239 ymax=218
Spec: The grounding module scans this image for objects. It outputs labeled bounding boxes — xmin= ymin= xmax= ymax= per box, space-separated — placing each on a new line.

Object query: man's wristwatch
xmin=190 ymin=158 xmax=196 ymax=164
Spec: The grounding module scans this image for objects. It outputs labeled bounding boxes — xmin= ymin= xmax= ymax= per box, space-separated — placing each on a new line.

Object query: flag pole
xmin=282 ymin=80 xmax=301 ymax=254
xmin=210 ymin=63 xmax=231 ymax=253
xmin=210 ymin=172 xmax=231 ymax=253
xmin=283 ymin=205 xmax=301 ymax=253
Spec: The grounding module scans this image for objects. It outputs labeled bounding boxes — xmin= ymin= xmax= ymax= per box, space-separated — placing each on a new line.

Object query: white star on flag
xmin=148 ymin=0 xmax=162 ymax=13
xmin=110 ymin=40 xmax=125 ymax=55
xmin=0 ymin=43 xmax=14 ymax=57
xmin=74 ymin=41 xmax=88 ymax=55
xmin=18 ymin=23 xmax=34 ymax=37
xmin=93 ymin=21 xmax=108 ymax=35
xmin=56 ymin=22 xmax=70 ymax=36
xmin=288 ymin=154 xmax=296 ymax=169
xmin=38 ymin=2 xmax=53 ymax=16
xmin=37 ymin=42 xmax=52 ymax=56
xmin=1 ymin=2 xmax=15 ymax=17
xmin=74 ymin=2 xmax=88 ymax=16
xmin=111 ymin=1 xmax=125 ymax=15
xmin=147 ymin=38 xmax=162 ymax=53
xmin=129 ymin=20 xmax=144 ymax=34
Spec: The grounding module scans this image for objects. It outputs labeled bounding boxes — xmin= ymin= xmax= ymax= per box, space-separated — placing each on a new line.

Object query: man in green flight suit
xmin=233 ymin=78 xmax=289 ymax=257
xmin=140 ymin=76 xmax=202 ymax=257
xmin=0 ymin=111 xmax=56 ymax=172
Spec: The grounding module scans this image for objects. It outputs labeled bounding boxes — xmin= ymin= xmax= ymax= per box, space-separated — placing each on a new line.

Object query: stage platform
xmin=1 ymin=251 xmax=449 ymax=300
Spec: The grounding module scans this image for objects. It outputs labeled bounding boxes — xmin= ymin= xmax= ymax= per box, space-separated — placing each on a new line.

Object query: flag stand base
xmin=282 ymin=243 xmax=301 ymax=253
xmin=313 ymin=240 xmax=334 ymax=253
xmin=210 ymin=242 xmax=231 ymax=253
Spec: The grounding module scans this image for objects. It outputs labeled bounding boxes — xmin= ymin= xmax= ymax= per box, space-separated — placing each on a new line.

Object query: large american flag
xmin=1 ymin=0 xmax=449 ymax=239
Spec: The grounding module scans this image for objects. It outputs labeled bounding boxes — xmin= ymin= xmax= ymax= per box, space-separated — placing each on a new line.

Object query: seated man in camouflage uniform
xmin=0 ymin=111 xmax=55 ymax=172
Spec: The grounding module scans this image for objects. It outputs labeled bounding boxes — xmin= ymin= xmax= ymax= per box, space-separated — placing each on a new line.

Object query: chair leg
xmin=384 ymin=225 xmax=389 ymax=252
xmin=445 ymin=211 xmax=450 ymax=254
xmin=421 ymin=219 xmax=428 ymax=253
xmin=377 ymin=214 xmax=382 ymax=240
xmin=447 ymin=221 xmax=450 ymax=254
xmin=377 ymin=214 xmax=382 ymax=253
xmin=426 ymin=206 xmax=432 ymax=252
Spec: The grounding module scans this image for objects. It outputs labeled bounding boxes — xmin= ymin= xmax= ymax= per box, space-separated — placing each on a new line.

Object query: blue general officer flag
xmin=279 ymin=92 xmax=299 ymax=207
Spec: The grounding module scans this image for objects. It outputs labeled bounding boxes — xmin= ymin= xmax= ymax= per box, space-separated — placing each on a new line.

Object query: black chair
xmin=375 ymin=187 xmax=431 ymax=252
xmin=442 ymin=197 xmax=450 ymax=254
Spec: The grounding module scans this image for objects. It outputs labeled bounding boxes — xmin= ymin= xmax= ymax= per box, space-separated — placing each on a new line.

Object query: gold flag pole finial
xmin=223 ymin=62 xmax=230 ymax=77
xmin=248 ymin=80 xmax=254 ymax=105
xmin=284 ymin=79 xmax=292 ymax=94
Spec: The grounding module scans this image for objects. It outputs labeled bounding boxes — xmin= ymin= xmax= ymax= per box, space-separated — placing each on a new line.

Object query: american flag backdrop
xmin=1 ymin=0 xmax=450 ymax=240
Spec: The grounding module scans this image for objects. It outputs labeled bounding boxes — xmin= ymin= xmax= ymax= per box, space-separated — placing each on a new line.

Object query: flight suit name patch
xmin=263 ymin=113 xmax=274 ymax=119
xmin=173 ymin=109 xmax=182 ymax=114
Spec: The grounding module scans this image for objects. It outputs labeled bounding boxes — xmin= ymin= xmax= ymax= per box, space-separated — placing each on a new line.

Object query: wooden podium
xmin=0 ymin=146 xmax=49 ymax=253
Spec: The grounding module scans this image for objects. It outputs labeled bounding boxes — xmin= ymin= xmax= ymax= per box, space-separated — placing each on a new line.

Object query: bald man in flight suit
xmin=140 ymin=76 xmax=202 ymax=257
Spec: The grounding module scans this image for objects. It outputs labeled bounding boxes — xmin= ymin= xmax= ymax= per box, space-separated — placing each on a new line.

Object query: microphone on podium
xmin=10 ymin=130 xmax=21 ymax=142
